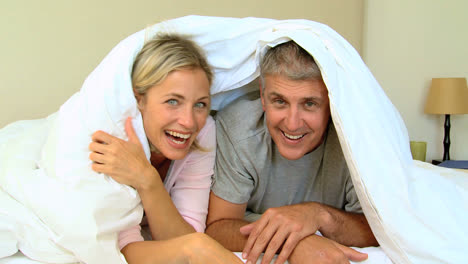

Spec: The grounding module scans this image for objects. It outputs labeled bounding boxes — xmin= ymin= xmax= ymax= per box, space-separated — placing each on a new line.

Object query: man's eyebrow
xmin=268 ymin=92 xmax=284 ymax=98
xmin=269 ymin=92 xmax=322 ymax=102
xmin=303 ymin=96 xmax=322 ymax=101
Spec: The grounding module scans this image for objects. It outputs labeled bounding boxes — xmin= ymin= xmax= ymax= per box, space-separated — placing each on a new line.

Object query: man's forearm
xmin=317 ymin=204 xmax=378 ymax=247
xmin=205 ymin=218 xmax=250 ymax=252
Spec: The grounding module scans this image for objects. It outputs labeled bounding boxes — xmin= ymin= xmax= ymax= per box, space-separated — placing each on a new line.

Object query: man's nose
xmin=285 ymin=107 xmax=301 ymax=131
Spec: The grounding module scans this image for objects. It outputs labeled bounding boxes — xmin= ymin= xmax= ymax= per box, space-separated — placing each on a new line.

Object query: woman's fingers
xmin=125 ymin=117 xmax=142 ymax=146
xmin=88 ymin=141 xmax=109 ymax=155
xmin=91 ymin=162 xmax=109 ymax=174
xmin=91 ymin=130 xmax=115 ymax=144
xmin=88 ymin=119 xmax=151 ymax=189
xmin=89 ymin=132 xmax=121 ymax=172
xmin=89 ymin=151 xmax=106 ymax=164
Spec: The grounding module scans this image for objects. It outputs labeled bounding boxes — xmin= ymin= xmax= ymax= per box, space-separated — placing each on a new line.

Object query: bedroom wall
xmin=363 ymin=0 xmax=468 ymax=162
xmin=0 ymin=0 xmax=363 ymax=128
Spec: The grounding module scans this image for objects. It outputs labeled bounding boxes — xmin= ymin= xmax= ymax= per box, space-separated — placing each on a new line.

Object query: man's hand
xmin=239 ymin=203 xmax=325 ymax=264
xmin=289 ymin=235 xmax=368 ymax=264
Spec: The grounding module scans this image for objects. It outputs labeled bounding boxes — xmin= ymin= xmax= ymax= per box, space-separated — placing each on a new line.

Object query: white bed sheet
xmin=1 ymin=248 xmax=391 ymax=264
xmin=0 ymin=252 xmax=77 ymax=264
xmin=233 ymin=247 xmax=391 ymax=264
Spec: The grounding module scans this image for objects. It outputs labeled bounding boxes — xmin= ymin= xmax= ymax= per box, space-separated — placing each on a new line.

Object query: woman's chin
xmin=150 ymin=138 xmax=193 ymax=159
xmin=162 ymin=150 xmax=189 ymax=160
xmin=159 ymin=145 xmax=191 ymax=160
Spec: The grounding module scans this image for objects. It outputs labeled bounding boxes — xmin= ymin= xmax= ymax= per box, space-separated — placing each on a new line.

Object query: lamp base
xmin=442 ymin=114 xmax=451 ymax=161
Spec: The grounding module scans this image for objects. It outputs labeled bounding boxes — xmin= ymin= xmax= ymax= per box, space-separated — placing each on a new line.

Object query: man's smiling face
xmin=260 ymin=74 xmax=331 ymax=160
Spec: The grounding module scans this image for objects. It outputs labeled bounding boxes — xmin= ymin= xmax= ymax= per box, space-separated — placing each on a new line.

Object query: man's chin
xmin=277 ymin=147 xmax=305 ymax=161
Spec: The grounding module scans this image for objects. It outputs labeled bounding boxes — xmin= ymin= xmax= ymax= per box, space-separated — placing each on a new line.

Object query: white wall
xmin=363 ymin=0 xmax=468 ymax=162
xmin=0 ymin=0 xmax=363 ymax=128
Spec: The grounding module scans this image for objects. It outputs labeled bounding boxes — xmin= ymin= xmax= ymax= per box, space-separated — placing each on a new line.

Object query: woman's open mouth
xmin=165 ymin=130 xmax=191 ymax=145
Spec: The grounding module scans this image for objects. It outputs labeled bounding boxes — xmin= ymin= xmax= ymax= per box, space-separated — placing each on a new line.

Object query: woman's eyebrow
xmin=163 ymin=93 xmax=185 ymax=99
xmin=163 ymin=93 xmax=210 ymax=101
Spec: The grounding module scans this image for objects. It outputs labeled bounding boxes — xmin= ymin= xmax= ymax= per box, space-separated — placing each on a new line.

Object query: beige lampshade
xmin=424 ymin=77 xmax=468 ymax=114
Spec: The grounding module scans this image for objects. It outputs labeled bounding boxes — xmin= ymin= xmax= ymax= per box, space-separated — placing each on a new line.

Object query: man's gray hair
xmin=260 ymin=41 xmax=322 ymax=87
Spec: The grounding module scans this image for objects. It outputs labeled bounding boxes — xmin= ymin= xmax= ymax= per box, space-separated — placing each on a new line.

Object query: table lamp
xmin=424 ymin=77 xmax=468 ymax=161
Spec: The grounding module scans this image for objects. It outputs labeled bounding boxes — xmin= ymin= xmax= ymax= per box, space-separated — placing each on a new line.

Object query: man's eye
xmin=195 ymin=102 xmax=207 ymax=108
xmin=274 ymin=99 xmax=285 ymax=105
xmin=167 ymin=99 xmax=178 ymax=106
xmin=305 ymin=101 xmax=316 ymax=107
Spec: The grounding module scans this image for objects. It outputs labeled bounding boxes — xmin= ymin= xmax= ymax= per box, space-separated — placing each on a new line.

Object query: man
xmin=206 ymin=41 xmax=378 ymax=264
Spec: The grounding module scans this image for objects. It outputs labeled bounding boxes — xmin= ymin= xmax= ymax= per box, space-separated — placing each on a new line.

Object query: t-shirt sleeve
xmin=118 ymin=225 xmax=144 ymax=250
xmin=344 ymin=173 xmax=363 ymax=213
xmin=211 ymin=114 xmax=254 ymax=204
xmin=169 ymin=116 xmax=216 ymax=232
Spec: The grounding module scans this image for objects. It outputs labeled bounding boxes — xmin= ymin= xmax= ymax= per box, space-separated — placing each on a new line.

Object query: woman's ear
xmin=133 ymin=89 xmax=145 ymax=110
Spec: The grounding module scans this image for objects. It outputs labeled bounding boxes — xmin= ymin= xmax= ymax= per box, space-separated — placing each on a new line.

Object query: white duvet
xmin=0 ymin=15 xmax=466 ymax=264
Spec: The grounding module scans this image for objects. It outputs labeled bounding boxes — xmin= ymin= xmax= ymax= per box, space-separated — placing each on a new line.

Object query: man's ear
xmin=259 ymin=82 xmax=266 ymax=111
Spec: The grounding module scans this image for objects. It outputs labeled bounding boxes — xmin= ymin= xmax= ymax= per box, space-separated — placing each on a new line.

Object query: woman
xmin=89 ymin=34 xmax=242 ymax=263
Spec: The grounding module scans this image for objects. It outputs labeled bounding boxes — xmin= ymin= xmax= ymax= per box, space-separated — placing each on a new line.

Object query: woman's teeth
xmin=166 ymin=130 xmax=191 ymax=144
xmin=166 ymin=131 xmax=191 ymax=139
xmin=170 ymin=138 xmax=186 ymax=144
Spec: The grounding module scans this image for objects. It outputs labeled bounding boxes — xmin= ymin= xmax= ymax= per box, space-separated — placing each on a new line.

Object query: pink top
xmin=118 ymin=116 xmax=216 ymax=249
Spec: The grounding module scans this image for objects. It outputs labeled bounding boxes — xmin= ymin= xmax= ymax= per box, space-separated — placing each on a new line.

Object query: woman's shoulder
xmin=196 ymin=115 xmax=215 ymax=148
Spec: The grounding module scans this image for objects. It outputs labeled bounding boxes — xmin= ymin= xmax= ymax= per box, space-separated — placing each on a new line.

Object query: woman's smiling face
xmin=137 ymin=68 xmax=210 ymax=160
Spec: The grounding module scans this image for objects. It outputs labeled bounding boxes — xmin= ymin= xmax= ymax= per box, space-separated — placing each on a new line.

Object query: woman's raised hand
xmin=89 ymin=117 xmax=159 ymax=191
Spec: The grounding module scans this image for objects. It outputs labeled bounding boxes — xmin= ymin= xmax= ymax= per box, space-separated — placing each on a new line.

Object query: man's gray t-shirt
xmin=212 ymin=91 xmax=362 ymax=216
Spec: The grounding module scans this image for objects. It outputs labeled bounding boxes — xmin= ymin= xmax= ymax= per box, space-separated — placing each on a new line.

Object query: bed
xmin=1 ymin=16 xmax=466 ymax=264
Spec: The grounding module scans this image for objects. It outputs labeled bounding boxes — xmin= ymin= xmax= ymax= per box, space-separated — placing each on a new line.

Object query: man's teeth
xmin=284 ymin=132 xmax=304 ymax=140
xmin=166 ymin=131 xmax=191 ymax=139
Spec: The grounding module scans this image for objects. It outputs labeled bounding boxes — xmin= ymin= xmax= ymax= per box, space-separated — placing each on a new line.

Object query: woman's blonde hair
xmin=132 ymin=33 xmax=212 ymax=152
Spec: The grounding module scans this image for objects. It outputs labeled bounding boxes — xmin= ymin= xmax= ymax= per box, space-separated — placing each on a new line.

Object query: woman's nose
xmin=179 ymin=107 xmax=196 ymax=129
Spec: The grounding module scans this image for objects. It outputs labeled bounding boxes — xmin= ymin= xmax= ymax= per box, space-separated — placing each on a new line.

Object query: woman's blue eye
xmin=195 ymin=102 xmax=207 ymax=108
xmin=167 ymin=99 xmax=178 ymax=106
